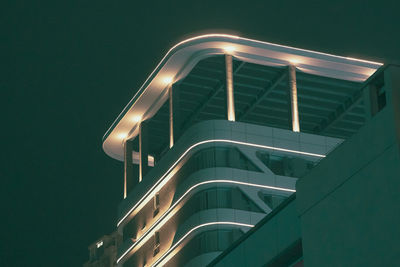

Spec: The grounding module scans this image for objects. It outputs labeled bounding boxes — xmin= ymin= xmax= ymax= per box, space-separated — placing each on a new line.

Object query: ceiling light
xmin=132 ymin=115 xmax=142 ymax=123
xmin=118 ymin=133 xmax=128 ymax=139
xmin=224 ymin=46 xmax=236 ymax=53
xmin=163 ymin=77 xmax=173 ymax=84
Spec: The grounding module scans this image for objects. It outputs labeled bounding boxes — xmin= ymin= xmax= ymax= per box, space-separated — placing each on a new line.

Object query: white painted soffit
xmin=102 ymin=34 xmax=383 ymax=161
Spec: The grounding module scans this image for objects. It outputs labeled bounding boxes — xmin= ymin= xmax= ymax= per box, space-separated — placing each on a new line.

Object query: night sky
xmin=2 ymin=0 xmax=400 ymax=266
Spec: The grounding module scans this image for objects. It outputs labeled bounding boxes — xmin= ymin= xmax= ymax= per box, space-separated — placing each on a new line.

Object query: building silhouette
xmin=99 ymin=34 xmax=400 ymax=266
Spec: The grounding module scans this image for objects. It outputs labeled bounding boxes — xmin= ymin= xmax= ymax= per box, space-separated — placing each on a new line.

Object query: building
xmin=208 ymin=63 xmax=400 ymax=266
xmin=101 ymin=34 xmax=400 ymax=266
xmin=84 ymin=232 xmax=122 ymax=267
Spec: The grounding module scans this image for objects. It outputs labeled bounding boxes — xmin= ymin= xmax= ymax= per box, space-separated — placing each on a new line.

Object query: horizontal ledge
xmin=102 ymin=34 xmax=382 ymax=161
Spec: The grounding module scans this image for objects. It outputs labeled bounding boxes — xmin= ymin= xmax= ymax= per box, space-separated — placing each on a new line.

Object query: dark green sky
xmin=2 ymin=0 xmax=399 ymax=266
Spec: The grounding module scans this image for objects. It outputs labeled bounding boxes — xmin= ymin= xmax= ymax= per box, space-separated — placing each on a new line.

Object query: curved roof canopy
xmin=102 ymin=34 xmax=383 ymax=161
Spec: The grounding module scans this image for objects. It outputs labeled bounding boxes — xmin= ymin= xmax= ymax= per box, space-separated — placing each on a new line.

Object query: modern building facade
xmin=208 ymin=64 xmax=400 ymax=267
xmin=101 ymin=34 xmax=399 ymax=266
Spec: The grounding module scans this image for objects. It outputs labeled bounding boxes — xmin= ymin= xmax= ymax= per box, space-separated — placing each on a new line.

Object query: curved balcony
xmin=118 ymin=120 xmax=340 ymax=229
xmin=117 ymin=166 xmax=290 ymax=265
xmin=115 ymin=119 xmax=342 ymax=266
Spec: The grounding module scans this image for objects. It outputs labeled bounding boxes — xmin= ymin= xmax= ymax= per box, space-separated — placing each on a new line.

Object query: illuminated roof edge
xmin=102 ymin=34 xmax=383 ymax=161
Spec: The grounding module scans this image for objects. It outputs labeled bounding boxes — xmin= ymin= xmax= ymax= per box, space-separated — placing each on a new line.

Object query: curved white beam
xmin=117 ymin=220 xmax=254 ymax=266
xmin=116 ymin=179 xmax=290 ymax=264
xmin=150 ymin=221 xmax=253 ymax=267
xmin=102 ymin=34 xmax=383 ymax=160
xmin=117 ymin=138 xmax=324 ymax=229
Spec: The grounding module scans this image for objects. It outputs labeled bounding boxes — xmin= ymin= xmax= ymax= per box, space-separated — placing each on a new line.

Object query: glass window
xmin=166 ymin=228 xmax=244 ymax=267
xmin=177 ymin=187 xmax=263 ymax=225
xmin=256 ymin=151 xmax=315 ymax=177
xmin=259 ymin=192 xmax=287 ymax=210
xmin=177 ymin=146 xmax=262 ymax=183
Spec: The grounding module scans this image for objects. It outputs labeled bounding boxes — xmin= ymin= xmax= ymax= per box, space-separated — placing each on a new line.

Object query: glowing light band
xmin=103 ymin=33 xmax=383 ymax=160
xmin=151 ymin=222 xmax=254 ymax=267
xmin=117 ymin=221 xmax=253 ymax=265
xmin=118 ymin=138 xmax=322 ymax=226
xmin=117 ymin=138 xmax=323 ymax=227
xmin=116 ymin=179 xmax=294 ymax=263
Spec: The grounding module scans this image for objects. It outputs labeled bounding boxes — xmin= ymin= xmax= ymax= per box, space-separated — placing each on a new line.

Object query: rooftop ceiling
xmin=136 ymin=55 xmax=374 ymax=157
xmin=102 ymin=34 xmax=383 ymax=161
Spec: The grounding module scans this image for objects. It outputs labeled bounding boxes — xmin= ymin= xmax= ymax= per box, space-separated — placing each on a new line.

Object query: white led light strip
xmin=165 ymin=34 xmax=382 ymax=66
xmin=111 ymin=33 xmax=384 ymax=134
xmin=151 ymin=221 xmax=254 ymax=267
xmin=117 ymin=138 xmax=324 ymax=228
xmin=116 ymin=179 xmax=294 ymax=263
xmin=103 ymin=33 xmax=383 ymax=157
xmin=107 ymin=33 xmax=383 ymax=136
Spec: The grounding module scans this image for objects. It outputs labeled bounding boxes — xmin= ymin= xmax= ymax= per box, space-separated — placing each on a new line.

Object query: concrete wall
xmin=296 ymin=65 xmax=400 ymax=267
xmin=210 ymin=197 xmax=301 ymax=267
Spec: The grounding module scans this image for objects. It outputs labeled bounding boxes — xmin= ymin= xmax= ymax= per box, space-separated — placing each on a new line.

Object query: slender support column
xmin=363 ymin=83 xmax=379 ymax=121
xmin=225 ymin=54 xmax=235 ymax=121
xmin=384 ymin=66 xmax=400 ymax=153
xmin=124 ymin=139 xmax=140 ymax=198
xmin=169 ymin=84 xmax=174 ymax=148
xmin=139 ymin=121 xmax=149 ymax=182
xmin=123 ymin=139 xmax=133 ymax=199
xmin=169 ymin=83 xmax=180 ymax=148
xmin=288 ymin=65 xmax=300 ymax=132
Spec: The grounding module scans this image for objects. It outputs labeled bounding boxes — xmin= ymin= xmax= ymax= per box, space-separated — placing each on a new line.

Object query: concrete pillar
xmin=225 ymin=54 xmax=235 ymax=121
xmin=123 ymin=139 xmax=133 ymax=199
xmin=139 ymin=120 xmax=149 ymax=182
xmin=288 ymin=65 xmax=300 ymax=132
xmin=384 ymin=65 xmax=400 ymax=154
xmin=169 ymin=83 xmax=180 ymax=148
xmin=363 ymin=83 xmax=379 ymax=121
